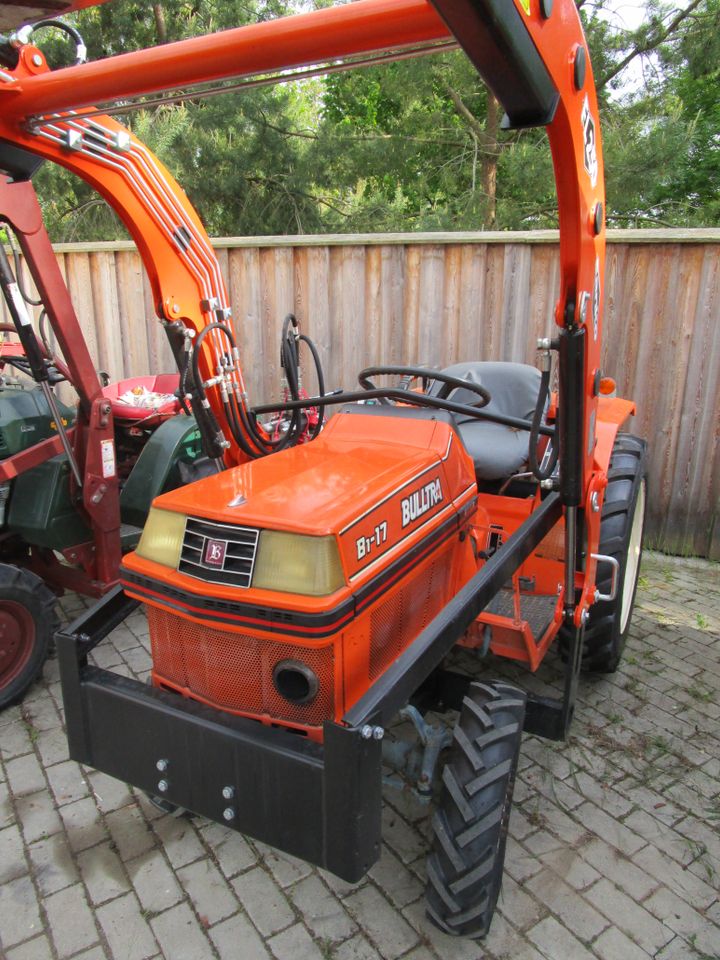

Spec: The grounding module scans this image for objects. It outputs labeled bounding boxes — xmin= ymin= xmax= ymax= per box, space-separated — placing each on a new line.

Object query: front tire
xmin=568 ymin=434 xmax=647 ymax=673
xmin=0 ymin=565 xmax=58 ymax=711
xmin=425 ymin=681 xmax=525 ymax=939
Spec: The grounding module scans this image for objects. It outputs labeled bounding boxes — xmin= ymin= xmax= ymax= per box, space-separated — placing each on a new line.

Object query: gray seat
xmin=430 ymin=362 xmax=542 ymax=481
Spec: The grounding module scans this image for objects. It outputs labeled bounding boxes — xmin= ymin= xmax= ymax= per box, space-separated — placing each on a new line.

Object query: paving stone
xmin=538 ymin=846 xmax=601 ymax=891
xmin=592 ymin=925 xmax=652 ymax=960
xmin=289 ymin=873 xmax=358 ymax=943
xmin=584 ymin=878 xmax=675 ymax=955
xmin=4 ymin=751 xmax=47 ymax=797
xmin=58 ymin=796 xmax=108 ymax=852
xmin=150 ymin=902 xmax=213 ymax=960
xmin=0 ymin=719 xmax=33 ymax=761
xmin=381 ymin=804 xmax=427 ymax=865
xmin=77 ymin=841 xmax=132 ymax=905
xmin=45 ymin=883 xmax=99 ymax=958
xmin=106 ymin=805 xmax=156 ymax=862
xmin=6 ymin=933 xmax=54 ymax=960
xmin=577 ymin=838 xmax=659 ymax=900
xmin=126 ymin=850 xmax=184 ymax=914
xmin=177 ymin=857 xmax=238 ymax=926
xmin=527 ymin=915 xmax=595 ymax=960
xmin=0 ymin=874 xmax=42 ymax=949
xmin=209 ymin=911 xmax=272 ymax=960
xmin=368 ymin=846 xmax=423 ymax=909
xmin=86 ymin=771 xmax=133 ymax=813
xmin=496 ymin=875 xmax=545 ymax=931
xmin=256 ymin=842 xmax=314 ymax=889
xmin=27 ymin=832 xmax=79 ymax=896
xmin=97 ymin=892 xmax=158 ymax=960
xmin=199 ymin=821 xmax=257 ymax=878
xmin=267 ymin=922 xmax=327 ymax=960
xmin=232 ymin=866 xmax=296 ymax=937
xmin=15 ymin=789 xmax=63 ymax=844
xmin=643 ymin=885 xmax=720 ymax=957
xmin=633 ymin=843 xmax=718 ymax=911
xmin=344 ymin=884 xmax=419 ymax=960
xmin=0 ymin=823 xmax=26 ymax=884
xmin=525 ymin=868 xmax=608 ymax=941
xmin=151 ymin=814 xmax=205 ymax=869
xmin=34 ymin=726 xmax=70 ymax=768
xmin=46 ymin=759 xmax=90 ymax=807
xmin=333 ymin=933 xmax=383 ymax=960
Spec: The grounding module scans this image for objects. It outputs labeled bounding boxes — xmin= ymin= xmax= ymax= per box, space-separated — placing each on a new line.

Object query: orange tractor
xmin=1 ymin=0 xmax=647 ymax=937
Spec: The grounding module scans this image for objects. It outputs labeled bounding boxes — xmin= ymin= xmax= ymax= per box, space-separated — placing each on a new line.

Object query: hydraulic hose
xmin=529 ymin=362 xmax=559 ymax=482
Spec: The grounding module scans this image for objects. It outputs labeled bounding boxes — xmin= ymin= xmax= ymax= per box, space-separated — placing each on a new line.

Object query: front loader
xmin=0 ymin=0 xmax=647 ymax=937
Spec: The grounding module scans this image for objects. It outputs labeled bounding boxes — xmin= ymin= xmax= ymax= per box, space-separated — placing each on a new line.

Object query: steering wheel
xmin=358 ymin=365 xmax=491 ymax=410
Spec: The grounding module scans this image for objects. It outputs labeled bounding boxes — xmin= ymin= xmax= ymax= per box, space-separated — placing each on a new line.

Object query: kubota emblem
xmin=203 ymin=538 xmax=226 ymax=567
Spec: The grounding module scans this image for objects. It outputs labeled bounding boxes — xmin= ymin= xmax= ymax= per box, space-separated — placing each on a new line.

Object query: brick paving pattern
xmin=1 ymin=550 xmax=718 ymax=960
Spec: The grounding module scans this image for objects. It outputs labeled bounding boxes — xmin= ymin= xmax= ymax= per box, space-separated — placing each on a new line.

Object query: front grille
xmin=148 ymin=605 xmax=335 ymax=727
xmin=179 ymin=516 xmax=259 ymax=588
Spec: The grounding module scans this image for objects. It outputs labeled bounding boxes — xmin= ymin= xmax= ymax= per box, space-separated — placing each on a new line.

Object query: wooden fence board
xmin=0 ymin=231 xmax=717 ymax=557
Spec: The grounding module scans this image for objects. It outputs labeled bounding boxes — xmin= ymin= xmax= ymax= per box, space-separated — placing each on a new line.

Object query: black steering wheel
xmin=358 ymin=365 xmax=491 ymax=410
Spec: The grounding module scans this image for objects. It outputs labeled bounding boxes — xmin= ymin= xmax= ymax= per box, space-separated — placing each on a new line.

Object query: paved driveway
xmin=1 ymin=551 xmax=718 ymax=960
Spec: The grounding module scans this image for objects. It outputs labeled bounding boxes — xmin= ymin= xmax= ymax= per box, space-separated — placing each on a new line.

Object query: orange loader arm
xmin=0 ymin=0 xmax=605 ymax=497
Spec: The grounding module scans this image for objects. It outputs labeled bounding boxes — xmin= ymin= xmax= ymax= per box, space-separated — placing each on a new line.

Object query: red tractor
xmin=0 ymin=0 xmax=646 ymax=937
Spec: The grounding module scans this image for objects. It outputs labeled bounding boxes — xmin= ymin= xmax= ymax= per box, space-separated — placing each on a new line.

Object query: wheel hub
xmin=0 ymin=601 xmax=36 ymax=688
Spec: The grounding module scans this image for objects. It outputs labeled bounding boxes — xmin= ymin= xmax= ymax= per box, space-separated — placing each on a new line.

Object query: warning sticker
xmin=101 ymin=439 xmax=116 ymax=479
xmin=581 ymin=96 xmax=598 ymax=188
xmin=518 ymin=0 xmax=531 ymax=14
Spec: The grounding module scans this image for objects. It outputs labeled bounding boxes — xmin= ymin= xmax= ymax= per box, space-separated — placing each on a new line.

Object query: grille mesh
xmin=148 ymin=606 xmax=335 ymax=726
xmin=179 ymin=517 xmax=259 ymax=588
xmin=369 ymin=544 xmax=453 ymax=681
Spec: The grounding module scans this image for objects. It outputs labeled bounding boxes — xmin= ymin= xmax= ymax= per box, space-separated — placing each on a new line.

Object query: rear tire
xmin=0 ymin=565 xmax=58 ymax=711
xmin=560 ymin=433 xmax=647 ymax=673
xmin=425 ymin=681 xmax=525 ymax=939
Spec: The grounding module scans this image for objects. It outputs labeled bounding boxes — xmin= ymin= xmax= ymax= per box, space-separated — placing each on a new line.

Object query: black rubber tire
xmin=0 ymin=564 xmax=58 ymax=711
xmin=425 ymin=681 xmax=526 ymax=939
xmin=560 ymin=433 xmax=648 ymax=673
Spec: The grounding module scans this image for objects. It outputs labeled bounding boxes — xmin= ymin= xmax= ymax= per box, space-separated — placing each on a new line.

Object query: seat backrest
xmin=430 ymin=362 xmax=541 ymax=421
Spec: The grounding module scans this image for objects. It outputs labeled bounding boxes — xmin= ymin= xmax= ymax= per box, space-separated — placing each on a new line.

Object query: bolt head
xmin=32 ymin=53 xmax=43 ymax=67
xmin=157 ymin=779 xmax=169 ymax=793
xmin=372 ymin=726 xmax=385 ymax=741
xmin=581 ymin=609 xmax=590 ymax=625
xmin=223 ymin=807 xmax=235 ymax=822
xmin=222 ymin=786 xmax=234 ymax=800
xmin=156 ymin=759 xmax=168 ymax=772
xmin=360 ymin=725 xmax=373 ymax=740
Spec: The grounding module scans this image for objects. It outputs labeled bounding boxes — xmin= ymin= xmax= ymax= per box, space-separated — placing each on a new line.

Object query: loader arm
xmin=0 ymin=0 xmax=604 ymax=507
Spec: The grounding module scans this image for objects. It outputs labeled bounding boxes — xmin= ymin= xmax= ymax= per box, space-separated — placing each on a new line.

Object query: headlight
xmin=252 ymin=531 xmax=344 ymax=596
xmin=135 ymin=507 xmax=186 ymax=569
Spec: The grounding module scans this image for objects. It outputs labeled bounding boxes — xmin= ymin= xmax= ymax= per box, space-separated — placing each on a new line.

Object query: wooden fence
xmin=3 ymin=229 xmax=719 ymax=559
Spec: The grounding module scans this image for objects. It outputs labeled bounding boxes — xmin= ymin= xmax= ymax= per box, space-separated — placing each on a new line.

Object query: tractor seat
xmin=429 ymin=362 xmax=543 ymax=481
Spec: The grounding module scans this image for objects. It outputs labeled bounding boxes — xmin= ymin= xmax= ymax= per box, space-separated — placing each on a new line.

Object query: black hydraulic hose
xmin=27 ymin=19 xmax=87 ymax=65
xmin=299 ymin=333 xmax=326 ymax=439
xmin=529 ymin=366 xmax=559 ymax=481
xmin=5 ymin=230 xmax=43 ymax=307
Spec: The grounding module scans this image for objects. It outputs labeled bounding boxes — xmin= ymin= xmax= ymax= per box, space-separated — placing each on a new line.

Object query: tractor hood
xmin=121 ymin=408 xmax=477 ymax=605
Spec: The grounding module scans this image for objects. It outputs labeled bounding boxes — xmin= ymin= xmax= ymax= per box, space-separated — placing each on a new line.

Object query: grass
xmin=695 ymin=613 xmax=709 ymax=630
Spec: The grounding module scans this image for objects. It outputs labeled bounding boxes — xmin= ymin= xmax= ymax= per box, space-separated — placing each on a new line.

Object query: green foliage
xmin=23 ymin=0 xmax=720 ymax=240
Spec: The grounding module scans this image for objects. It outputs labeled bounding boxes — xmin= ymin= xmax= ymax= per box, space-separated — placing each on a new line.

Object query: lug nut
xmin=223 ymin=807 xmax=235 ymax=822
xmin=157 ymin=779 xmax=169 ymax=793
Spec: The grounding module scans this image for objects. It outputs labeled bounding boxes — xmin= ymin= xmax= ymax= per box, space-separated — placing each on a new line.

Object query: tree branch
xmin=597 ymin=0 xmax=705 ymax=91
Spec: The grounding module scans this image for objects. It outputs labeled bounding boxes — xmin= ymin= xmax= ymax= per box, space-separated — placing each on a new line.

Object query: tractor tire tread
xmin=425 ymin=681 xmax=526 ymax=939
